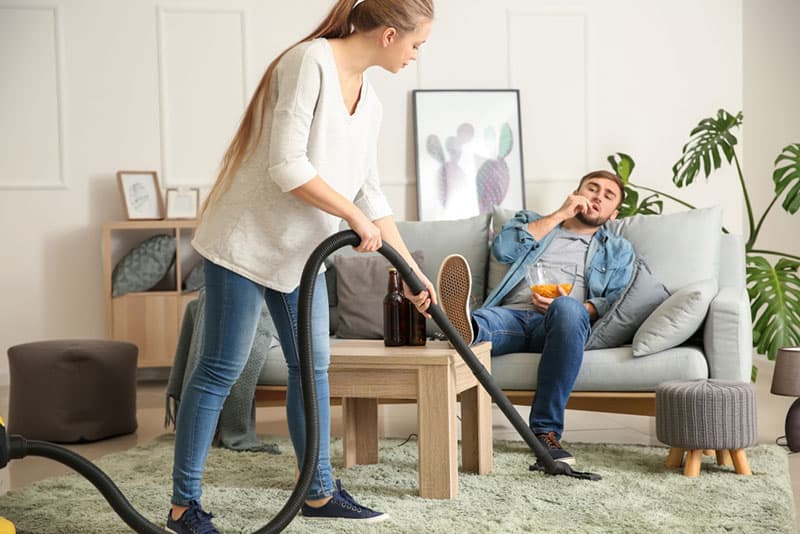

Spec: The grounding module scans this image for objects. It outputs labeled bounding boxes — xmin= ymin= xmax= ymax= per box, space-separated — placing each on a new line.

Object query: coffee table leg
xmin=460 ymin=384 xmax=493 ymax=474
xmin=341 ymin=397 xmax=378 ymax=468
xmin=418 ymin=365 xmax=457 ymax=498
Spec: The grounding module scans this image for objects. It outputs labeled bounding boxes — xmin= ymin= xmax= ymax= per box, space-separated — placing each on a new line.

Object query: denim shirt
xmin=482 ymin=210 xmax=635 ymax=318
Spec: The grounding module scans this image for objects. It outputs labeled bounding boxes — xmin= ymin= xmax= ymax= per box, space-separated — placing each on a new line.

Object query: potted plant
xmin=609 ymin=109 xmax=800 ymax=368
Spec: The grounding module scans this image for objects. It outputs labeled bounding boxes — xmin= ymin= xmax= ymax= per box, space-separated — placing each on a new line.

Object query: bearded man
xmin=438 ymin=170 xmax=634 ymax=465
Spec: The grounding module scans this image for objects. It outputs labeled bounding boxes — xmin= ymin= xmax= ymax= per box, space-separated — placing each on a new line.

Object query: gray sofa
xmin=250 ymin=204 xmax=753 ymax=417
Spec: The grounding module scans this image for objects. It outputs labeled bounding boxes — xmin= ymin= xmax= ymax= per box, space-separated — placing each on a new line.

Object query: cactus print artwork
xmin=476 ymin=123 xmax=513 ymax=214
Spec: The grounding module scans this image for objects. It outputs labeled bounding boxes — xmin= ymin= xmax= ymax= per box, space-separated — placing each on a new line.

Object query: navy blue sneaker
xmin=301 ymin=480 xmax=388 ymax=522
xmin=166 ymin=501 xmax=220 ymax=534
xmin=536 ymin=432 xmax=576 ymax=465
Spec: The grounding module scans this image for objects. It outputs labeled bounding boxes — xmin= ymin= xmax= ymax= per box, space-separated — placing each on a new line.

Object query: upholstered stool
xmin=7 ymin=340 xmax=138 ymax=442
xmin=656 ymin=379 xmax=757 ymax=477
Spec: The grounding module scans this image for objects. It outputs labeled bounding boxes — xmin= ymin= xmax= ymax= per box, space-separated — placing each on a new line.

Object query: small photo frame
xmin=165 ymin=187 xmax=199 ymax=220
xmin=116 ymin=171 xmax=164 ymax=220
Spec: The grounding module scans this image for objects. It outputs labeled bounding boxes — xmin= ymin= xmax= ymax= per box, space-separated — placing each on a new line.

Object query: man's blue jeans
xmin=472 ymin=298 xmax=590 ymax=438
xmin=172 ymin=259 xmax=334 ymax=505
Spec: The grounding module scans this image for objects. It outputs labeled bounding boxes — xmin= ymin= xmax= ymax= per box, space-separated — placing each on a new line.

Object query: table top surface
xmin=329 ymin=339 xmax=491 ymax=366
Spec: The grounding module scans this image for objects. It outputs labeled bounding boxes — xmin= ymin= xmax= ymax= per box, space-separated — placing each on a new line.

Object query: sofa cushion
xmin=111 ymin=234 xmax=176 ymax=296
xmin=490 ymin=345 xmax=709 ymax=391
xmin=333 ymin=250 xmax=424 ymax=339
xmin=633 ymin=278 xmax=717 ymax=357
xmin=607 ymin=206 xmax=722 ymax=292
xmin=585 ymin=259 xmax=671 ymax=350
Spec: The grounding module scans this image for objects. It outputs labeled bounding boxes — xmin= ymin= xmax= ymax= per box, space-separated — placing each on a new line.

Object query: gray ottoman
xmin=7 ymin=340 xmax=138 ymax=442
xmin=656 ymin=379 xmax=757 ymax=477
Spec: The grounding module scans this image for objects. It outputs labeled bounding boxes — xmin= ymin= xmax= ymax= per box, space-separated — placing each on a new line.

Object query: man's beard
xmin=576 ymin=211 xmax=609 ymax=228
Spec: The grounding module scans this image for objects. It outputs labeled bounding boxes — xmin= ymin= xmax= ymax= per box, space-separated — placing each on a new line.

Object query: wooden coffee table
xmin=328 ymin=340 xmax=493 ymax=499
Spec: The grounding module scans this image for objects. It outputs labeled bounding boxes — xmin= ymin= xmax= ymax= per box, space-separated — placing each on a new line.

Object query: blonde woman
xmin=167 ymin=0 xmax=435 ymax=531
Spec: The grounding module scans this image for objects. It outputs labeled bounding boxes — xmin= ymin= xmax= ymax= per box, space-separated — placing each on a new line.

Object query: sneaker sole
xmin=437 ymin=254 xmax=474 ymax=346
xmin=302 ymin=512 xmax=390 ymax=523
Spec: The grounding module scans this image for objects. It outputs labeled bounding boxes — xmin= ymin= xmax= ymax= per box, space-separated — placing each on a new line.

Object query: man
xmin=438 ymin=170 xmax=635 ymax=464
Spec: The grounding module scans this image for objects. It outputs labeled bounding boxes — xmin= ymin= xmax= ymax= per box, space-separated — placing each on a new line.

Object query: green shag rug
xmin=0 ymin=434 xmax=794 ymax=533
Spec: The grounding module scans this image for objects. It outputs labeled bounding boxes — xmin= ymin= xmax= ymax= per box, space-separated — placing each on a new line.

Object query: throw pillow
xmin=112 ymin=234 xmax=176 ymax=296
xmin=183 ymin=262 xmax=205 ymax=292
xmin=606 ymin=206 xmax=722 ymax=292
xmin=334 ymin=250 xmax=424 ymax=339
xmin=585 ymin=259 xmax=671 ymax=350
xmin=632 ymin=278 xmax=718 ymax=357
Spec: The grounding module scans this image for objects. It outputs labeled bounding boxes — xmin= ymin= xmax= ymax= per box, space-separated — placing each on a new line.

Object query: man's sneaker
xmin=437 ymin=254 xmax=475 ymax=346
xmin=166 ymin=501 xmax=220 ymax=534
xmin=536 ymin=432 xmax=576 ymax=465
xmin=301 ymin=480 xmax=388 ymax=522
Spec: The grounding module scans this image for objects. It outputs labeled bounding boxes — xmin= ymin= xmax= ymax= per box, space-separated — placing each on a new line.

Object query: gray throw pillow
xmin=183 ymin=262 xmax=204 ymax=292
xmin=632 ymin=278 xmax=717 ymax=357
xmin=585 ymin=259 xmax=671 ymax=350
xmin=111 ymin=234 xmax=176 ymax=296
xmin=334 ymin=250 xmax=424 ymax=339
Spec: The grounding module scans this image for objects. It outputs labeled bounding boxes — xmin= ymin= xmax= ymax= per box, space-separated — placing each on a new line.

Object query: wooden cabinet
xmin=102 ymin=220 xmax=200 ymax=367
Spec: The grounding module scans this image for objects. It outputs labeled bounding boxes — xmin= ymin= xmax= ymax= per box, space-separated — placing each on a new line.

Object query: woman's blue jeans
xmin=172 ymin=259 xmax=334 ymax=505
xmin=472 ymin=298 xmax=590 ymax=438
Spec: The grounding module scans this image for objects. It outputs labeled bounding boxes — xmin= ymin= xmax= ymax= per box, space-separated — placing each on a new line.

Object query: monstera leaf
xmin=672 ymin=109 xmax=743 ymax=187
xmin=773 ymin=143 xmax=800 ymax=214
xmin=618 ymin=187 xmax=663 ymax=218
xmin=607 ymin=153 xmax=635 ymax=183
xmin=746 ymin=255 xmax=800 ymax=360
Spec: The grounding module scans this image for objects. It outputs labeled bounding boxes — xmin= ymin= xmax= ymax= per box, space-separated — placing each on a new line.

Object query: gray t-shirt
xmin=501 ymin=227 xmax=591 ymax=310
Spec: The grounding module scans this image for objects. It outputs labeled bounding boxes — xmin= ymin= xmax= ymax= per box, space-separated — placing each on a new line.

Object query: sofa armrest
xmin=703 ymin=285 xmax=753 ymax=382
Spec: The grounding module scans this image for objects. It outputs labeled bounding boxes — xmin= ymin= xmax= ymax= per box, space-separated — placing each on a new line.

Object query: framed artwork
xmin=165 ymin=187 xmax=199 ymax=219
xmin=413 ymin=89 xmax=526 ymax=221
xmin=116 ymin=171 xmax=164 ymax=220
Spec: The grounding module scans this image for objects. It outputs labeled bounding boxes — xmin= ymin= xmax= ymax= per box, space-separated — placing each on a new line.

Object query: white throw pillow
xmin=632 ymin=278 xmax=718 ymax=357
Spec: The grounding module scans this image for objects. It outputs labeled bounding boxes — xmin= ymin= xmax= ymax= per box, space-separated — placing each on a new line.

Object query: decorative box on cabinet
xmin=102 ymin=220 xmax=199 ymax=367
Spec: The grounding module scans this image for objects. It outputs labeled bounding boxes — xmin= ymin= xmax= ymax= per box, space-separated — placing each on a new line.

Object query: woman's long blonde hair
xmin=200 ymin=0 xmax=434 ymax=216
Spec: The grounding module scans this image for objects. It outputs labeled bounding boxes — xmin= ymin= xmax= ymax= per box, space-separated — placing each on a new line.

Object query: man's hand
xmin=530 ymin=284 xmax=569 ymax=314
xmin=556 ymin=194 xmax=591 ymax=220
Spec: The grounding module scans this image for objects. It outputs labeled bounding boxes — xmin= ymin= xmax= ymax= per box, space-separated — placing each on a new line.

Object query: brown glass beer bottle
xmin=408 ymin=300 xmax=427 ymax=346
xmin=383 ymin=267 xmax=409 ymax=346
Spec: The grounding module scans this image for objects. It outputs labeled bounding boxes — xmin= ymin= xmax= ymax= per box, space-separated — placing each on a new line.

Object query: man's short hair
xmin=577 ymin=170 xmax=626 ymax=207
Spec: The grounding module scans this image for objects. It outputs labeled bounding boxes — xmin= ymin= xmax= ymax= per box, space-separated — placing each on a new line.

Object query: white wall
xmin=0 ymin=0 xmax=760 ymax=384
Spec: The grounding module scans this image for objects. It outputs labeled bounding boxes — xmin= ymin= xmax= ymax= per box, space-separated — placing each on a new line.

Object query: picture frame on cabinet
xmin=165 ymin=187 xmax=199 ymax=220
xmin=412 ymin=89 xmax=526 ymax=221
xmin=116 ymin=170 xmax=164 ymax=220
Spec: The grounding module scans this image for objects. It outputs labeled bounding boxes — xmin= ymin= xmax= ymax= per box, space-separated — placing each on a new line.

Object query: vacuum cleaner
xmin=0 ymin=230 xmax=599 ymax=533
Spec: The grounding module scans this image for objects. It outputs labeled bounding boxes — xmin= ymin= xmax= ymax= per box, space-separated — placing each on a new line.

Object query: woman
xmin=166 ymin=0 xmax=436 ymax=532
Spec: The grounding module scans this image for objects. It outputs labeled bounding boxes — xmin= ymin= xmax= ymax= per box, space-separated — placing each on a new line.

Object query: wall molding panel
xmin=156 ymin=6 xmax=248 ymax=187
xmin=508 ymin=10 xmax=587 ymax=183
xmin=0 ymin=5 xmax=67 ymax=189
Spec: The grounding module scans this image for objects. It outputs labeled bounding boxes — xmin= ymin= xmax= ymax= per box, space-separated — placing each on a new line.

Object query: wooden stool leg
xmin=683 ymin=449 xmax=703 ymax=477
xmin=715 ymin=449 xmax=733 ymax=466
xmin=666 ymin=448 xmax=685 ymax=468
xmin=702 ymin=449 xmax=715 ymax=456
xmin=730 ymin=448 xmax=752 ymax=475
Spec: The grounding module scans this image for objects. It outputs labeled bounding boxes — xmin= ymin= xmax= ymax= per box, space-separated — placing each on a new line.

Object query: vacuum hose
xmin=0 ymin=230 xmax=599 ymax=534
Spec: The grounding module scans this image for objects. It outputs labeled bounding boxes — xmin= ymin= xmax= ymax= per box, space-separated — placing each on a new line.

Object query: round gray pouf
xmin=7 ymin=339 xmax=138 ymax=443
xmin=656 ymin=379 xmax=757 ymax=476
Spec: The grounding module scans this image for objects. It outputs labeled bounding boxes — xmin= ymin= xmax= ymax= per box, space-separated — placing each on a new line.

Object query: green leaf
xmin=773 ymin=143 xmax=800 ymax=214
xmin=617 ymin=187 xmax=663 ymax=218
xmin=746 ymin=255 xmax=800 ymax=360
xmin=607 ymin=153 xmax=635 ymax=184
xmin=672 ymin=109 xmax=743 ymax=187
